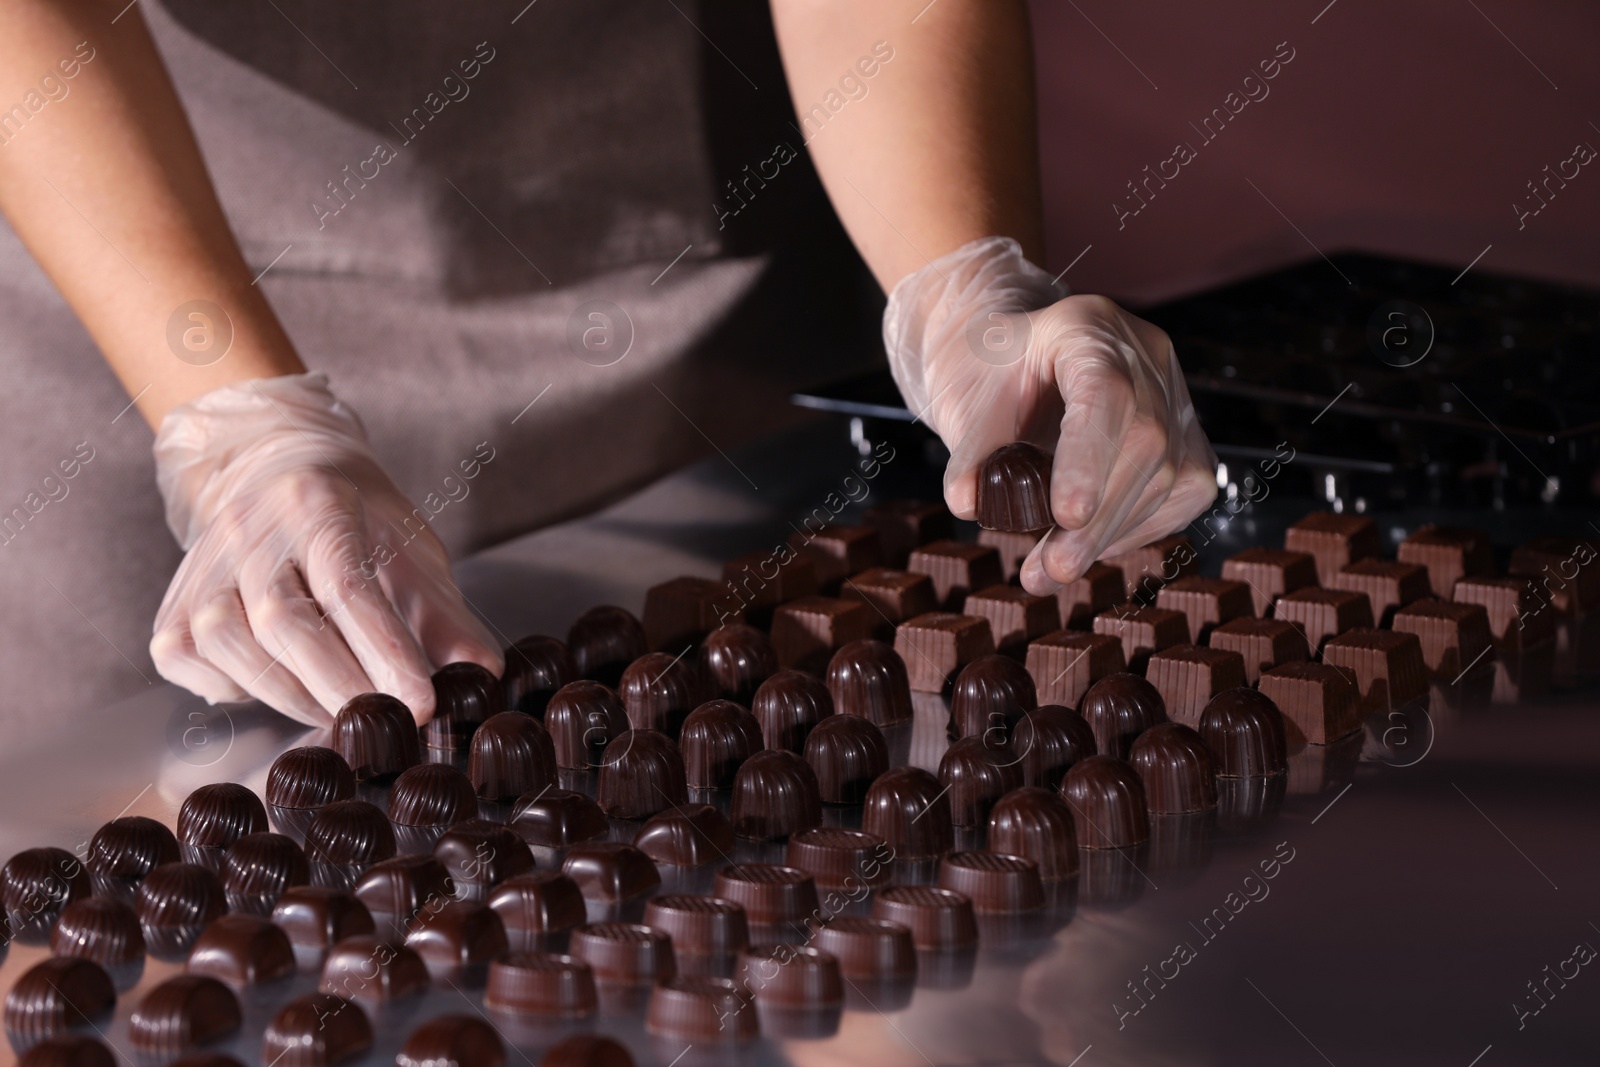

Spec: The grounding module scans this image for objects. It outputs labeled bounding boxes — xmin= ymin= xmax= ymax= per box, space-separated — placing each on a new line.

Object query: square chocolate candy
xmin=1508 ymin=537 xmax=1600 ymax=616
xmin=644 ymin=576 xmax=739 ymax=652
xmin=1207 ymin=617 xmax=1310 ymax=684
xmin=722 ymin=551 xmax=818 ymax=628
xmin=1330 ymin=559 xmax=1431 ymax=626
xmin=978 ymin=528 xmax=1044 ymax=583
xmin=1258 ymin=662 xmax=1362 ymax=744
xmin=1221 ymin=548 xmax=1319 ymax=616
xmin=1146 ymin=645 xmax=1248 ymax=726
xmin=1396 ymin=525 xmax=1493 ymax=599
xmin=770 ymin=596 xmax=875 ymax=674
xmin=1392 ymin=599 xmax=1493 ymax=678
xmin=964 ymin=584 xmax=1061 ymax=654
xmin=839 ymin=568 xmax=940 ymax=639
xmin=1274 ymin=587 xmax=1374 ymax=655
xmin=1025 ymin=631 xmax=1126 ymax=708
xmin=908 ymin=540 xmax=1005 ymax=611
xmin=1155 ymin=577 xmax=1254 ymax=644
xmin=1056 ymin=562 xmax=1125 ymax=630
xmin=1451 ymin=575 xmax=1556 ymax=648
xmin=1322 ymin=628 xmax=1428 ymax=710
xmin=1092 ymin=605 xmax=1190 ymax=674
xmin=1285 ymin=512 xmax=1381 ymax=586
xmin=894 ymin=612 xmax=996 ymax=692
xmin=864 ymin=500 xmax=954 ymax=568
xmin=791 ymin=525 xmax=884 ymax=594
xmin=1103 ymin=535 xmax=1198 ymax=602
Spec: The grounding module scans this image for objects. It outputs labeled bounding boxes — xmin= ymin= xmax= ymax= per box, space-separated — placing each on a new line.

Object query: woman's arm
xmin=0 ymin=0 xmax=302 ymax=429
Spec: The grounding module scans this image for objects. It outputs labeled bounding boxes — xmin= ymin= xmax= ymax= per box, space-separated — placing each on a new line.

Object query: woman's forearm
xmin=0 ymin=1 xmax=303 ymax=429
xmin=770 ymin=0 xmax=1047 ymax=291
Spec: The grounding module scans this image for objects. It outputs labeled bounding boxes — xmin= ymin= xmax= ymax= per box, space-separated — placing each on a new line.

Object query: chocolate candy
xmin=864 ymin=499 xmax=954 ymax=568
xmin=434 ymin=820 xmax=535 ymax=900
xmin=736 ymin=942 xmax=842 ymax=1013
xmin=178 ymin=783 xmax=269 ymax=862
xmin=467 ymin=712 xmax=558 ymax=802
xmin=975 ymin=442 xmax=1053 ymax=532
xmin=353 ymin=855 xmax=455 ymax=923
xmin=645 ymin=895 xmax=749 ymax=967
xmin=502 ymin=634 xmax=576 ymax=717
xmin=731 ymin=750 xmax=822 ymax=841
xmin=634 ymin=805 xmax=735 ymax=867
xmin=1156 ymin=577 xmax=1254 ymax=643
xmin=405 ymin=900 xmax=509 ymax=982
xmin=1273 ymin=586 xmax=1374 ymax=655
xmin=50 ymin=898 xmax=144 ymax=967
xmin=220 ymin=832 xmax=309 ymax=915
xmin=1104 ymin=535 xmax=1198 ymax=601
xmin=187 ymin=913 xmax=296 ymax=987
xmin=1208 ymin=617 xmax=1309 ymax=684
xmin=540 ymin=1036 xmax=634 ymax=1067
xmin=786 ymin=827 xmax=893 ymax=889
xmin=397 ymin=1015 xmax=506 ymax=1067
xmin=839 ymin=568 xmax=939 ymax=638
xmin=488 ymin=872 xmax=588 ymax=954
xmin=894 ymin=612 xmax=995 ymax=692
xmin=485 ymin=953 xmax=596 ymax=1017
xmin=712 ymin=865 xmax=819 ymax=925
xmin=987 ymin=787 xmax=1078 ymax=880
xmin=646 ymin=976 xmax=755 ymax=1043
xmin=824 ymin=640 xmax=912 ymax=727
xmin=751 ymin=669 xmax=835 ymax=753
xmin=4 ymin=957 xmax=115 ymax=1050
xmin=1393 ymin=599 xmax=1494 ymax=677
xmin=387 ymin=765 xmax=478 ymax=829
xmin=597 ymin=730 xmax=688 ymax=819
xmin=562 ymin=843 xmax=661 ymax=906
xmin=1285 ymin=511 xmax=1381 ymax=586
xmin=790 ymin=524 xmax=883 ymax=593
xmin=722 ymin=550 xmax=818 ymax=629
xmin=1453 ymin=576 xmax=1557 ymax=649
xmin=265 ymin=747 xmax=357 ymax=810
xmin=262 ymin=993 xmax=372 ymax=1066
xmin=1092 ymin=605 xmax=1190 ymax=672
xmin=1508 ymin=537 xmax=1600 ymax=615
xmin=618 ymin=652 xmax=709 ymax=738
xmin=1147 ymin=644 xmax=1249 ymax=726
xmin=544 ymin=681 xmax=630 ymax=771
xmin=571 ymin=921 xmax=676 ymax=993
xmin=949 ymin=654 xmax=1038 ymax=741
xmin=803 ymin=714 xmax=889 ymax=804
xmin=1012 ymin=705 xmax=1098 ymax=789
xmin=272 ymin=887 xmax=374 ymax=949
xmin=872 ymin=885 xmax=977 ymax=951
xmin=332 ymin=693 xmax=421 ymax=783
xmin=1198 ymin=688 xmax=1288 ymax=777
xmin=643 ymin=576 xmax=731 ymax=652
xmin=17 ymin=1038 xmax=116 ymax=1067
xmin=1078 ymin=672 xmax=1167 ymax=760
xmin=1323 ymin=629 xmax=1429 ymax=709
xmin=1397 ymin=525 xmax=1494 ymax=599
xmin=938 ymin=738 xmax=1023 ymax=826
xmin=136 ymin=863 xmax=226 ymax=928
xmin=509 ymin=789 xmax=609 ymax=851
xmin=1258 ymin=662 xmax=1363 ymax=744
xmin=1128 ymin=723 xmax=1218 ymax=812
xmin=1222 ymin=548 xmax=1319 ymax=616
xmin=304 ymin=800 xmax=396 ymax=870
xmin=698 ymin=624 xmax=777 ymax=704
xmin=813 ymin=915 xmax=916 ymax=989
xmin=319 ymin=936 xmax=430 ymax=1001
xmin=1025 ymin=631 xmax=1126 ymax=708
xmin=771 ymin=596 xmax=875 ymax=674
xmin=935 ymin=852 xmax=1045 ymax=913
xmin=965 ymin=584 xmax=1061 ymax=655
xmin=128 ymin=974 xmax=238 ymax=1056
xmin=428 ymin=662 xmax=506 ymax=750
xmin=1055 ymin=561 xmax=1126 ymax=629
xmin=679 ymin=700 xmax=762 ymax=789
xmin=1060 ymin=756 xmax=1150 ymax=847
xmin=907 ymin=541 xmax=1005 ymax=611
xmin=2 ymin=847 xmax=90 ymax=928
xmin=568 ymin=606 xmax=649 ymax=686
xmin=977 ymin=529 xmax=1043 ymax=584
xmin=85 ymin=817 xmax=179 ymax=899
xmin=862 ymin=767 xmax=953 ymax=860
xmin=1331 ymin=559 xmax=1431 ymax=625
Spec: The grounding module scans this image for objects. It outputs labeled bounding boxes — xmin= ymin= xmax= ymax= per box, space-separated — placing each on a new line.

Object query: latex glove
xmin=884 ymin=236 xmax=1217 ymax=594
xmin=150 ymin=373 xmax=503 ymax=726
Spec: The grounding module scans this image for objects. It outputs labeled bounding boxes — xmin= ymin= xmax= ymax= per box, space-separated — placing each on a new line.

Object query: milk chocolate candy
xmin=751 ymin=669 xmax=835 ymax=752
xmin=272 ymin=887 xmax=375 ymax=949
xmin=4 ymin=957 xmax=115 ymax=1051
xmin=1397 ymin=525 xmax=1494 ymax=599
xmin=894 ymin=612 xmax=996 ymax=692
xmin=562 ymin=843 xmax=661 ymax=906
xmin=771 ymin=596 xmax=875 ymax=675
xmin=1012 ymin=705 xmax=1098 ymax=789
xmin=1198 ymin=688 xmax=1289 ymax=777
xmin=262 ymin=993 xmax=372 ymax=1066
xmin=1258 ymin=662 xmax=1362 ymax=744
xmin=938 ymin=737 xmax=1024 ymax=827
xmin=1055 ymin=561 xmax=1127 ymax=630
xmin=485 ymin=953 xmax=597 ymax=1017
xmin=427 ymin=662 xmax=506 ymax=750
xmin=646 ymin=976 xmax=755 ymax=1043
xmin=86 ymin=817 xmax=180 ymax=900
xmin=645 ymin=895 xmax=749 ymax=965
xmin=697 ymin=624 xmax=777 ymax=705
xmin=510 ymin=789 xmax=609 ymax=851
xmin=1060 ymin=756 xmax=1150 ymax=848
xmin=789 ymin=524 xmax=882 ymax=593
xmin=540 ymin=1035 xmax=634 ymax=1067
xmin=679 ymin=701 xmax=762 ymax=789
xmin=1147 ymin=644 xmax=1249 ymax=726
xmin=304 ymin=800 xmax=396 ymax=870
xmin=1221 ymin=548 xmax=1320 ymax=616
xmin=987 ymin=787 xmax=1078 ymax=880
xmin=839 ymin=568 xmax=939 ymax=638
xmin=1156 ymin=577 xmax=1255 ymax=643
xmin=397 ymin=1015 xmax=507 ymax=1067
xmin=50 ymin=898 xmax=144 ymax=967
xmin=634 ymin=805 xmax=735 ymax=868
xmin=405 ymin=900 xmax=509 ymax=983
xmin=1092 ymin=605 xmax=1190 ymax=672
xmin=1273 ymin=586 xmax=1374 ymax=655
xmin=1103 ymin=535 xmax=1198 ymax=602
xmin=812 ymin=916 xmax=917 ymax=982
xmin=265 ymin=747 xmax=357 ymax=810
xmin=949 ymin=653 xmax=1038 ymax=741
xmin=127 ymin=974 xmax=238 ymax=1056
xmin=468 ymin=713 xmax=559 ymax=802
xmin=178 ymin=783 xmax=270 ymax=864
xmin=866 ymin=500 xmax=954 ymax=568
xmin=571 ymin=922 xmax=676 ymax=989
xmin=332 ymin=693 xmax=421 ymax=783
xmin=136 ymin=863 xmax=227 ymax=928
xmin=597 ymin=730 xmax=688 ymax=819
xmin=219 ymin=833 xmax=309 ymax=916
xmin=1331 ymin=559 xmax=1431 ymax=626
xmin=975 ymin=443 xmax=1053 ymax=532
xmin=387 ymin=765 xmax=477 ymax=828
xmin=2 ymin=847 xmax=90 ymax=927
xmin=545 ymin=681 xmax=631 ymax=774
xmin=977 ymin=529 xmax=1044 ymax=584
xmin=1322 ymin=628 xmax=1429 ymax=710
xmin=907 ymin=540 xmax=1005 ymax=611
xmin=803 ymin=714 xmax=890 ymax=804
xmin=1509 ymin=536 xmax=1600 ymax=616
xmin=730 ymin=750 xmax=823 ymax=841
xmin=1128 ymin=723 xmax=1218 ymax=812
xmin=711 ymin=864 xmax=819 ymax=925
xmin=434 ymin=820 xmax=535 ymax=900
xmin=186 ymin=913 xmax=295 ymax=986
xmin=862 ymin=767 xmax=953 ymax=860
xmin=871 ymin=886 xmax=978 ymax=950
xmin=964 ymin=584 xmax=1061 ymax=654
xmin=785 ymin=827 xmax=893 ymax=890
xmin=1285 ymin=511 xmax=1382 ymax=585
xmin=1025 ymin=631 xmax=1126 ymax=708
xmin=502 ymin=635 xmax=577 ymax=718
xmin=1208 ymin=617 xmax=1309 ymax=684
xmin=643 ymin=576 xmax=731 ymax=653
xmin=1393 ymin=599 xmax=1494 ymax=677
xmin=318 ymin=935 xmax=430 ymax=1001
xmin=17 ymin=1037 xmax=116 ymax=1067
xmin=487 ymin=872 xmax=587 ymax=953
xmin=618 ymin=652 xmax=709 ymax=738
xmin=1453 ymin=576 xmax=1557 ymax=648
xmin=1078 ymin=672 xmax=1167 ymax=760
xmin=354 ymin=855 xmax=455 ymax=927
xmin=824 ymin=640 xmax=913 ymax=727
xmin=935 ymin=852 xmax=1045 ymax=913
xmin=722 ymin=551 xmax=818 ymax=628
xmin=567 ymin=606 xmax=649 ymax=687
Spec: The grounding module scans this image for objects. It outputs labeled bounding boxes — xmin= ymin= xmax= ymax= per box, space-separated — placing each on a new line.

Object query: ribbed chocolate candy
xmin=646 ymin=976 xmax=755 ymax=1043
xmin=785 ymin=828 xmax=893 ymax=890
xmin=186 ymin=913 xmax=296 ymax=987
xmin=332 ymin=693 xmax=421 ymax=783
xmin=679 ymin=701 xmax=762 ymax=789
xmin=271 ymin=887 xmax=375 ymax=950
xmin=1012 ymin=705 xmax=1098 ymax=790
xmin=1079 ymin=672 xmax=1168 ymax=760
xmin=4 ymin=957 xmax=115 ymax=1051
xmin=261 ymin=993 xmax=372 ymax=1066
xmin=976 ymin=443 xmax=1053 ymax=533
xmin=85 ymin=817 xmax=180 ymax=900
xmin=634 ymin=805 xmax=735 ymax=868
xmin=803 ymin=714 xmax=890 ymax=804
xmin=433 ymin=821 xmax=535 ymax=900
xmin=389 ymin=764 xmax=479 ymax=828
xmin=568 ymin=606 xmax=649 ymax=687
xmin=872 ymin=885 xmax=978 ymax=950
xmin=2 ymin=847 xmax=91 ymax=927
xmin=545 ymin=682 xmax=630 ymax=771
xmin=509 ymin=789 xmax=609 ymax=850
xmin=1060 ymin=756 xmax=1150 ymax=848
xmin=862 ymin=767 xmax=954 ymax=860
xmin=643 ymin=895 xmax=749 ymax=963
xmin=618 ymin=653 xmax=709 ymax=739
xmin=485 ymin=953 xmax=597 ymax=1017
xmin=1199 ymin=688 xmax=1288 ymax=777
xmin=712 ymin=864 xmax=819 ymax=925
xmin=397 ymin=1015 xmax=507 ymax=1067
xmin=825 ymin=640 xmax=913 ymax=727
xmin=488 ymin=872 xmax=588 ymax=953
xmin=265 ymin=747 xmax=357 ymax=810
xmin=304 ymin=800 xmax=396 ymax=870
xmin=353 ymin=855 xmax=455 ymax=924
xmin=561 ymin=843 xmax=661 ymax=906
xmin=177 ymin=784 xmax=269 ymax=863
xmin=135 ymin=863 xmax=227 ymax=928
xmin=502 ymin=635 xmax=577 ymax=717
xmin=698 ymin=624 xmax=778 ymax=705
xmin=736 ymin=942 xmax=842 ymax=1009
xmin=128 ymin=974 xmax=238 ymax=1056
xmin=571 ymin=922 xmax=676 ymax=987
xmin=936 ymin=852 xmax=1045 ymax=913
xmin=949 ymin=654 xmax=1038 ymax=741
xmin=220 ymin=832 xmax=309 ymax=915
xmin=405 ymin=900 xmax=509 ymax=983
xmin=731 ymin=750 xmax=823 ymax=841
xmin=467 ymin=713 xmax=558 ymax=802
xmin=1128 ymin=723 xmax=1218 ymax=812
xmin=812 ymin=917 xmax=917 ymax=979
xmin=318 ymin=936 xmax=430 ymax=1002
xmin=987 ymin=788 xmax=1078 ymax=881
xmin=597 ymin=730 xmax=688 ymax=820
xmin=752 ymin=670 xmax=835 ymax=752
xmin=51 ymin=898 xmax=145 ymax=966
xmin=427 ymin=662 xmax=506 ymax=750
xmin=938 ymin=737 xmax=1024 ymax=826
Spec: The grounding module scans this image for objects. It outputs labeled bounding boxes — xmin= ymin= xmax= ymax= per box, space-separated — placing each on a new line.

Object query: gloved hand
xmin=884 ymin=236 xmax=1217 ymax=594
xmin=150 ymin=373 xmax=503 ymax=726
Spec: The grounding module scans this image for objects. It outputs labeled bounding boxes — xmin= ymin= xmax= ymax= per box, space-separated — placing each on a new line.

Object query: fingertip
xmin=943 ymin=471 xmax=978 ymax=521
xmin=1054 ymin=490 xmax=1098 ymax=532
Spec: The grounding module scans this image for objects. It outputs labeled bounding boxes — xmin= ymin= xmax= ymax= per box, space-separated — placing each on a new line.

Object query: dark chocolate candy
xmin=433 ymin=820 xmax=535 ymax=899
xmin=1258 ymin=662 xmax=1363 ymax=745
xmin=785 ymin=827 xmax=893 ymax=889
xmin=938 ymin=737 xmax=1024 ymax=826
xmin=271 ymin=887 xmax=374 ymax=949
xmin=1331 ymin=559 xmax=1432 ymax=625
xmin=1198 ymin=688 xmax=1288 ymax=777
xmin=1207 ymin=616 xmax=1309 ymax=684
xmin=332 ymin=693 xmax=421 ymax=783
xmin=50 ymin=898 xmax=145 ymax=967
xmin=396 ymin=1015 xmax=506 ymax=1067
xmin=894 ymin=612 xmax=996 ymax=693
xmin=712 ymin=865 xmax=819 ymax=925
xmin=597 ymin=730 xmax=688 ymax=819
xmin=220 ymin=832 xmax=309 ymax=915
xmin=698 ymin=624 xmax=777 ymax=705
xmin=467 ymin=713 xmax=558 ymax=802
xmin=803 ymin=714 xmax=890 ymax=804
xmin=540 ymin=1035 xmax=634 ymax=1067
xmin=1147 ymin=644 xmax=1249 ymax=726
xmin=643 ymin=576 xmax=731 ymax=653
xmin=405 ymin=900 xmax=509 ymax=982
xmin=487 ymin=872 xmax=587 ymax=953
xmin=1221 ymin=548 xmax=1320 ymax=616
xmin=1453 ymin=576 xmax=1557 ymax=649
xmin=679 ymin=701 xmax=762 ymax=789
xmin=861 ymin=767 xmax=953 ymax=860
xmin=813 ymin=916 xmax=916 ymax=989
xmin=484 ymin=953 xmax=596 ymax=1017
xmin=730 ymin=750 xmax=823 ymax=841
xmin=871 ymin=885 xmax=978 ymax=950
xmin=737 ymin=942 xmax=842 ymax=1008
xmin=864 ymin=499 xmax=954 ymax=569
xmin=4 ymin=957 xmax=115 ymax=1050
xmin=907 ymin=541 xmax=1005 ymax=611
xmin=975 ymin=442 xmax=1053 ymax=533
xmin=567 ymin=606 xmax=649 ymax=687
xmin=644 ymin=894 xmax=748 ymax=963
xmin=1156 ymin=577 xmax=1255 ymax=644
xmin=1012 ymin=705 xmax=1098 ymax=789
xmin=502 ymin=635 xmax=577 ymax=717
xmin=1284 ymin=511 xmax=1381 ymax=586
xmin=1128 ymin=723 xmax=1218 ymax=812
xmin=1273 ymin=586 xmax=1375 ymax=655
xmin=1060 ymin=755 xmax=1150 ymax=847
xmin=427 ymin=662 xmax=506 ymax=750
xmin=303 ymin=800 xmax=396 ymax=870
xmin=545 ymin=681 xmax=630 ymax=771
xmin=163 ymin=1053 xmax=246 ymax=1067
xmin=136 ymin=863 xmax=226 ymax=928
xmin=390 ymin=764 xmax=480 ymax=828
xmin=509 ymin=789 xmax=609 ymax=850
xmin=1092 ymin=605 xmax=1190 ymax=672
xmin=187 ymin=913 xmax=296 ymax=986
xmin=571 ymin=922 xmax=676 ymax=988
xmin=790 ymin=524 xmax=883 ymax=594
xmin=1397 ymin=525 xmax=1494 ymax=599
xmin=85 ymin=817 xmax=179 ymax=897
xmin=839 ymin=569 xmax=939 ymax=639
xmin=561 ymin=843 xmax=661 ymax=905
xmin=128 ymin=974 xmax=238 ymax=1056
xmin=353 ymin=855 xmax=455 ymax=923
xmin=824 ymin=640 xmax=913 ymax=728
xmin=722 ymin=550 xmax=819 ymax=628
xmin=16 ymin=1037 xmax=116 ymax=1067
xmin=1078 ymin=672 xmax=1167 ymax=760
xmin=1508 ymin=537 xmax=1600 ymax=616
xmin=318 ymin=936 xmax=430 ymax=1001
xmin=646 ymin=976 xmax=755 ymax=1043
xmin=265 ymin=747 xmax=357 ymax=810
xmin=978 ymin=528 xmax=1043 ymax=584
xmin=177 ymin=783 xmax=269 ymax=857
xmin=1054 ymin=561 xmax=1126 ymax=630
xmin=987 ymin=787 xmax=1078 ymax=880
xmin=751 ymin=670 xmax=835 ymax=753
xmin=964 ymin=584 xmax=1061 ymax=654
xmin=771 ymin=596 xmax=875 ymax=675
xmin=1103 ymin=535 xmax=1198 ymax=602
xmin=1322 ymin=628 xmax=1429 ymax=710
xmin=1392 ymin=599 xmax=1494 ymax=677
xmin=1024 ymin=631 xmax=1126 ymax=708
xmin=2 ymin=847 xmax=90 ymax=927
xmin=262 ymin=993 xmax=372 ymax=1066
xmin=949 ymin=654 xmax=1038 ymax=741
xmin=935 ymin=852 xmax=1045 ymax=913
xmin=618 ymin=652 xmax=709 ymax=738
xmin=633 ymin=805 xmax=735 ymax=867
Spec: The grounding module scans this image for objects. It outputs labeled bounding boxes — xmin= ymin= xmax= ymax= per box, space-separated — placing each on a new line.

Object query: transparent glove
xmin=150 ymin=373 xmax=502 ymax=726
xmin=884 ymin=236 xmax=1217 ymax=594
